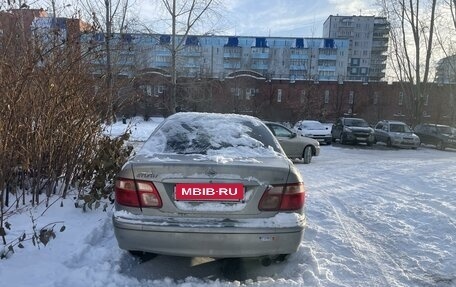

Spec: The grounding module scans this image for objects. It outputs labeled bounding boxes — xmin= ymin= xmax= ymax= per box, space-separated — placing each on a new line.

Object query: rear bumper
xmin=113 ymin=213 xmax=305 ymax=258
xmin=313 ymin=135 xmax=332 ymax=143
xmin=345 ymin=133 xmax=375 ymax=143
xmin=391 ymin=140 xmax=420 ymax=148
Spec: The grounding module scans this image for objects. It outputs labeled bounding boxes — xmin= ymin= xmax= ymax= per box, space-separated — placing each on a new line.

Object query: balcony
xmin=182 ymin=50 xmax=202 ymax=57
xmin=155 ymin=50 xmax=171 ymax=56
xmin=183 ymin=62 xmax=201 ymax=68
xmin=372 ymin=54 xmax=388 ymax=61
xmin=318 ymin=54 xmax=337 ymax=60
xmin=290 ymin=53 xmax=308 ymax=60
xmin=223 ymin=52 xmax=241 ymax=58
xmin=372 ymin=45 xmax=388 ymax=54
xmin=290 ymin=65 xmax=307 ymax=71
xmin=155 ymin=61 xmax=170 ymax=68
xmin=251 ymin=53 xmax=269 ymax=59
xmin=318 ymin=66 xmax=336 ymax=71
xmin=223 ymin=62 xmax=241 ymax=69
xmin=251 ymin=63 xmax=269 ymax=70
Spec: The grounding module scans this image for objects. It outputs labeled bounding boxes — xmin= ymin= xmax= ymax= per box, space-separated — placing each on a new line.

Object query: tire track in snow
xmin=300 ymin=148 xmax=456 ymax=287
xmin=324 ymin=194 xmax=409 ymax=286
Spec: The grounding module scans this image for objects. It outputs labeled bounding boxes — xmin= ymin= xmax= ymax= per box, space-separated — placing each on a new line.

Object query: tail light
xmin=115 ymin=178 xmax=162 ymax=208
xmin=259 ymin=183 xmax=305 ymax=211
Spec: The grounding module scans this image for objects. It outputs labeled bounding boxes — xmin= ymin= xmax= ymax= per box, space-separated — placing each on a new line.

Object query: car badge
xmin=205 ymin=168 xmax=217 ymax=177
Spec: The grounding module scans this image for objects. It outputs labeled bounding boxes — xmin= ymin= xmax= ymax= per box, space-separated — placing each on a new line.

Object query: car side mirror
xmin=297 ymin=127 xmax=302 ymax=130
xmin=291 ymin=132 xmax=297 ymax=138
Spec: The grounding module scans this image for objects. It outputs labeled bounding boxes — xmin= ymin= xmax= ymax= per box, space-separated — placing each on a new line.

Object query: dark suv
xmin=331 ymin=117 xmax=375 ymax=146
xmin=414 ymin=123 xmax=456 ymax=150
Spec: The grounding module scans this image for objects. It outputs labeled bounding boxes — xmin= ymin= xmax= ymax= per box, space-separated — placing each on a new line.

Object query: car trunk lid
xmin=123 ymin=154 xmax=291 ymax=216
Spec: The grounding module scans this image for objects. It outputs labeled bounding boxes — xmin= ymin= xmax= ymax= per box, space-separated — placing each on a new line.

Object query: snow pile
xmin=104 ymin=116 xmax=163 ymax=141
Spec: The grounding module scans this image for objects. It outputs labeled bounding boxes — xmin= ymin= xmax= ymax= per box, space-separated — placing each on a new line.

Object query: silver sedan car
xmin=113 ymin=112 xmax=306 ymax=260
xmin=265 ymin=121 xmax=320 ymax=164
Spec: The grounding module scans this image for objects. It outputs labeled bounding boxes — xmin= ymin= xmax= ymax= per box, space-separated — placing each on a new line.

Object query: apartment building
xmin=435 ymin=55 xmax=456 ymax=84
xmin=82 ymin=33 xmax=350 ymax=82
xmin=323 ymin=15 xmax=390 ymax=82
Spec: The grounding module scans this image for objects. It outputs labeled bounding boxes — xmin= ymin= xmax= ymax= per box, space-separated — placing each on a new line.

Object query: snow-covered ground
xmin=1 ymin=118 xmax=456 ymax=287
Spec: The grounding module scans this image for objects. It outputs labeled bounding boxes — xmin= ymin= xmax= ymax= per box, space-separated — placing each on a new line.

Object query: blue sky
xmin=138 ymin=0 xmax=378 ymax=37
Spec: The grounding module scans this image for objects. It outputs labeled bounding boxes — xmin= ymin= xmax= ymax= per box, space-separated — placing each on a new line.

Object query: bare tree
xmin=154 ymin=0 xmax=223 ymax=114
xmin=75 ymin=0 xmax=137 ymax=122
xmin=379 ymin=0 xmax=438 ymax=125
xmin=434 ymin=1 xmax=456 ymax=83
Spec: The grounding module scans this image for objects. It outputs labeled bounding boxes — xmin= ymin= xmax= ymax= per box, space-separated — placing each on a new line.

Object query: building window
xmin=349 ymin=91 xmax=354 ymax=104
xmin=231 ymin=87 xmax=241 ymax=97
xmin=324 ymin=90 xmax=330 ymax=104
xmin=300 ymin=90 xmax=306 ymax=103
xmin=154 ymin=85 xmax=164 ymax=96
xmin=246 ymin=88 xmax=256 ymax=100
xmin=277 ymin=89 xmax=282 ymax=102
xmin=399 ymin=92 xmax=404 ymax=106
xmin=140 ymin=85 xmax=153 ymax=96
xmin=373 ymin=92 xmax=379 ymax=105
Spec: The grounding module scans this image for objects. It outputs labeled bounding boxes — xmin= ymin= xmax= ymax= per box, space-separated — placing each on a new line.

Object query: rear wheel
xmin=436 ymin=140 xmax=445 ymax=150
xmin=386 ymin=138 xmax=392 ymax=147
xmin=340 ymin=133 xmax=347 ymax=144
xmin=302 ymin=146 xmax=313 ymax=164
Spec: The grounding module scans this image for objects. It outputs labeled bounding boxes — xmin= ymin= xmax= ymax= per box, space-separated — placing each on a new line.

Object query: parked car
xmin=331 ymin=117 xmax=375 ymax=146
xmin=373 ymin=120 xmax=420 ymax=149
xmin=264 ymin=121 xmax=320 ymax=164
xmin=113 ymin=112 xmax=306 ymax=262
xmin=293 ymin=120 xmax=332 ymax=145
xmin=414 ymin=123 xmax=456 ymax=150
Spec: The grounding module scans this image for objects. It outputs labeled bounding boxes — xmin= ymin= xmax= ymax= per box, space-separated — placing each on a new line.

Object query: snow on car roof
xmin=138 ymin=112 xmax=282 ymax=159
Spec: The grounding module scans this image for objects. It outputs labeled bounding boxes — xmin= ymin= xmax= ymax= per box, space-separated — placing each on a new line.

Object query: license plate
xmin=175 ymin=183 xmax=244 ymax=201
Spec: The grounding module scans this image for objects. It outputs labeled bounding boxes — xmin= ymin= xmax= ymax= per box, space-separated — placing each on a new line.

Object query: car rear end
xmin=343 ymin=118 xmax=375 ymax=145
xmin=113 ymin=158 xmax=305 ymax=258
xmin=112 ymin=113 xmax=306 ymax=258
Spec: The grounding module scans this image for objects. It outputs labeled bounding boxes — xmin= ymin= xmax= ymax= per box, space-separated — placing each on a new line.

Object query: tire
xmin=302 ymin=146 xmax=313 ymax=164
xmin=326 ymin=140 xmax=332 ymax=145
xmin=386 ymin=138 xmax=392 ymax=147
xmin=331 ymin=136 xmax=336 ymax=143
xmin=340 ymin=133 xmax=346 ymax=144
xmin=436 ymin=140 xmax=445 ymax=150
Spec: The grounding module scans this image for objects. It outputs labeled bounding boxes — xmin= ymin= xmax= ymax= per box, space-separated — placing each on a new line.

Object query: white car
xmin=293 ymin=120 xmax=332 ymax=145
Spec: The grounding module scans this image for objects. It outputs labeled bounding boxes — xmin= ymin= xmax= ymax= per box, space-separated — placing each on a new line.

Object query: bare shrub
xmin=0 ymin=18 xmax=132 ymax=249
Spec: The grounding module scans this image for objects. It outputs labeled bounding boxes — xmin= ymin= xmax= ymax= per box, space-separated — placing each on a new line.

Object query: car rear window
xmin=140 ymin=113 xmax=282 ymax=157
xmin=390 ymin=124 xmax=412 ymax=133
xmin=437 ymin=126 xmax=452 ymax=134
xmin=344 ymin=118 xmax=369 ymax=127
